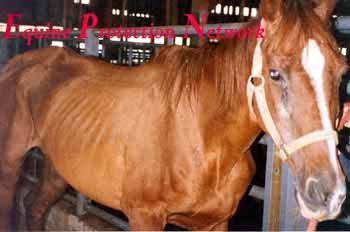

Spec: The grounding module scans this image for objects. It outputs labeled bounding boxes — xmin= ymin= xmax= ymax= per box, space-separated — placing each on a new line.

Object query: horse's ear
xmin=259 ymin=0 xmax=282 ymax=22
xmin=312 ymin=0 xmax=336 ymax=22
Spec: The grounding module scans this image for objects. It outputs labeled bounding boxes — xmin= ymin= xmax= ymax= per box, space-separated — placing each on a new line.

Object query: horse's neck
xmin=202 ymin=37 xmax=261 ymax=152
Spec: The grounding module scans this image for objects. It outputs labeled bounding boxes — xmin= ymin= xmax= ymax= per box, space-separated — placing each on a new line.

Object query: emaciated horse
xmin=0 ymin=0 xmax=348 ymax=230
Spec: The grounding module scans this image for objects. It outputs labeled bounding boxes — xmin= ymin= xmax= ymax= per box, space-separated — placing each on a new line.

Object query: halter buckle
xmin=248 ymin=75 xmax=265 ymax=89
xmin=278 ymin=145 xmax=290 ymax=161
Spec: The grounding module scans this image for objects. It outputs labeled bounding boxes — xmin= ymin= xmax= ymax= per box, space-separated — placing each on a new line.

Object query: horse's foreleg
xmin=208 ymin=151 xmax=256 ymax=232
xmin=128 ymin=208 xmax=167 ymax=231
xmin=211 ymin=221 xmax=229 ymax=231
xmin=25 ymin=157 xmax=67 ymax=231
xmin=0 ymin=88 xmax=34 ymax=230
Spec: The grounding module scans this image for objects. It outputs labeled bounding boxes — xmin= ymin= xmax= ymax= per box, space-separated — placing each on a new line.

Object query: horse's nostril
xmin=307 ymin=180 xmax=327 ymax=204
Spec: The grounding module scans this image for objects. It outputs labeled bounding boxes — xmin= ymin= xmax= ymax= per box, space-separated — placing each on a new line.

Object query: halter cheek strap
xmin=247 ymin=20 xmax=338 ymax=161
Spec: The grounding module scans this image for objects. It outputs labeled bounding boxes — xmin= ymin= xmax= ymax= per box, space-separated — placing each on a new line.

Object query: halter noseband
xmin=247 ymin=20 xmax=338 ymax=161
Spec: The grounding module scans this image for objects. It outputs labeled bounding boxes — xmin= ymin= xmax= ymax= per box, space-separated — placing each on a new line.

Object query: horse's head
xmin=249 ymin=0 xmax=348 ymax=221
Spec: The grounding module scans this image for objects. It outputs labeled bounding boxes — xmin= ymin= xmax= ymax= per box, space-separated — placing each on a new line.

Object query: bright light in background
xmin=175 ymin=37 xmax=183 ymax=45
xmin=53 ymin=26 xmax=63 ymax=30
xmin=124 ymin=10 xmax=128 ymax=16
xmin=229 ymin=6 xmax=233 ymax=15
xmin=0 ymin=23 xmax=10 ymax=32
xmin=17 ymin=25 xmax=63 ymax=32
xmin=223 ymin=6 xmax=228 ymax=15
xmin=341 ymin=48 xmax=347 ymax=56
xmin=211 ymin=9 xmax=215 ymax=14
xmin=110 ymin=37 xmax=121 ymax=42
xmin=235 ymin=6 xmax=240 ymax=16
xmin=243 ymin=7 xmax=250 ymax=16
xmin=145 ymin=14 xmax=150 ymax=18
xmin=112 ymin=9 xmax=121 ymax=16
xmin=251 ymin=8 xmax=257 ymax=17
xmin=51 ymin=41 xmax=64 ymax=47
xmin=127 ymin=37 xmax=151 ymax=43
xmin=19 ymin=25 xmax=34 ymax=31
xmin=79 ymin=42 xmax=85 ymax=49
xmin=215 ymin=4 xmax=222 ymax=14
xmin=74 ymin=0 xmax=80 ymax=3
xmin=81 ymin=0 xmax=90 ymax=5
xmin=186 ymin=38 xmax=191 ymax=46
xmin=154 ymin=36 xmax=165 ymax=45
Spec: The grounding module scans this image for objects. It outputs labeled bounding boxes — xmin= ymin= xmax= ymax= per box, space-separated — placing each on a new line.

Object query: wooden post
xmin=192 ymin=0 xmax=207 ymax=20
xmin=263 ymin=138 xmax=282 ymax=231
xmin=165 ymin=0 xmax=171 ymax=25
xmin=192 ymin=0 xmax=210 ymax=46
xmin=263 ymin=137 xmax=309 ymax=231
xmin=165 ymin=0 xmax=178 ymax=25
xmin=172 ymin=0 xmax=178 ymax=25
xmin=104 ymin=0 xmax=114 ymax=28
xmin=239 ymin=0 xmax=246 ymax=22
xmin=79 ymin=1 xmax=83 ymax=26
xmin=121 ymin=0 xmax=128 ymax=27
xmin=63 ymin=0 xmax=73 ymax=28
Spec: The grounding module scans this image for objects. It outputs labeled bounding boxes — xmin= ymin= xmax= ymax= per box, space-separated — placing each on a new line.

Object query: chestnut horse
xmin=0 ymin=0 xmax=348 ymax=230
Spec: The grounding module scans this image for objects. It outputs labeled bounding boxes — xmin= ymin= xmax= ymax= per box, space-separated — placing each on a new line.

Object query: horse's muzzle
xmin=296 ymin=179 xmax=346 ymax=221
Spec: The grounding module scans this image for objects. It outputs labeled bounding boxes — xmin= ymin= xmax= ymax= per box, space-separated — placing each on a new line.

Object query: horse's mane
xmin=152 ymin=21 xmax=257 ymax=110
xmin=152 ymin=0 xmax=346 ymax=111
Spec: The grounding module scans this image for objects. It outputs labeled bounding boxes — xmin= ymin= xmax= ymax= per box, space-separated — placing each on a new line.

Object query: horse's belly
xmin=38 ymin=98 xmax=127 ymax=209
xmin=47 ymin=145 xmax=125 ymax=209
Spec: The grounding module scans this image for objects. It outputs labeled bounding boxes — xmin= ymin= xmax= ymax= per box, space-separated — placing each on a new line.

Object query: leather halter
xmin=247 ymin=20 xmax=338 ymax=161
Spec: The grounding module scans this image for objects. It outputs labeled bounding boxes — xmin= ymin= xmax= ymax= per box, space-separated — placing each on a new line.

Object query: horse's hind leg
xmin=0 ymin=86 xmax=35 ymax=230
xmin=24 ymin=156 xmax=67 ymax=230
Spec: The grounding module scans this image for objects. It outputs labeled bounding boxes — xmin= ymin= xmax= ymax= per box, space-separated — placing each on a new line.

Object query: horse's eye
xmin=269 ymin=69 xmax=282 ymax=81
